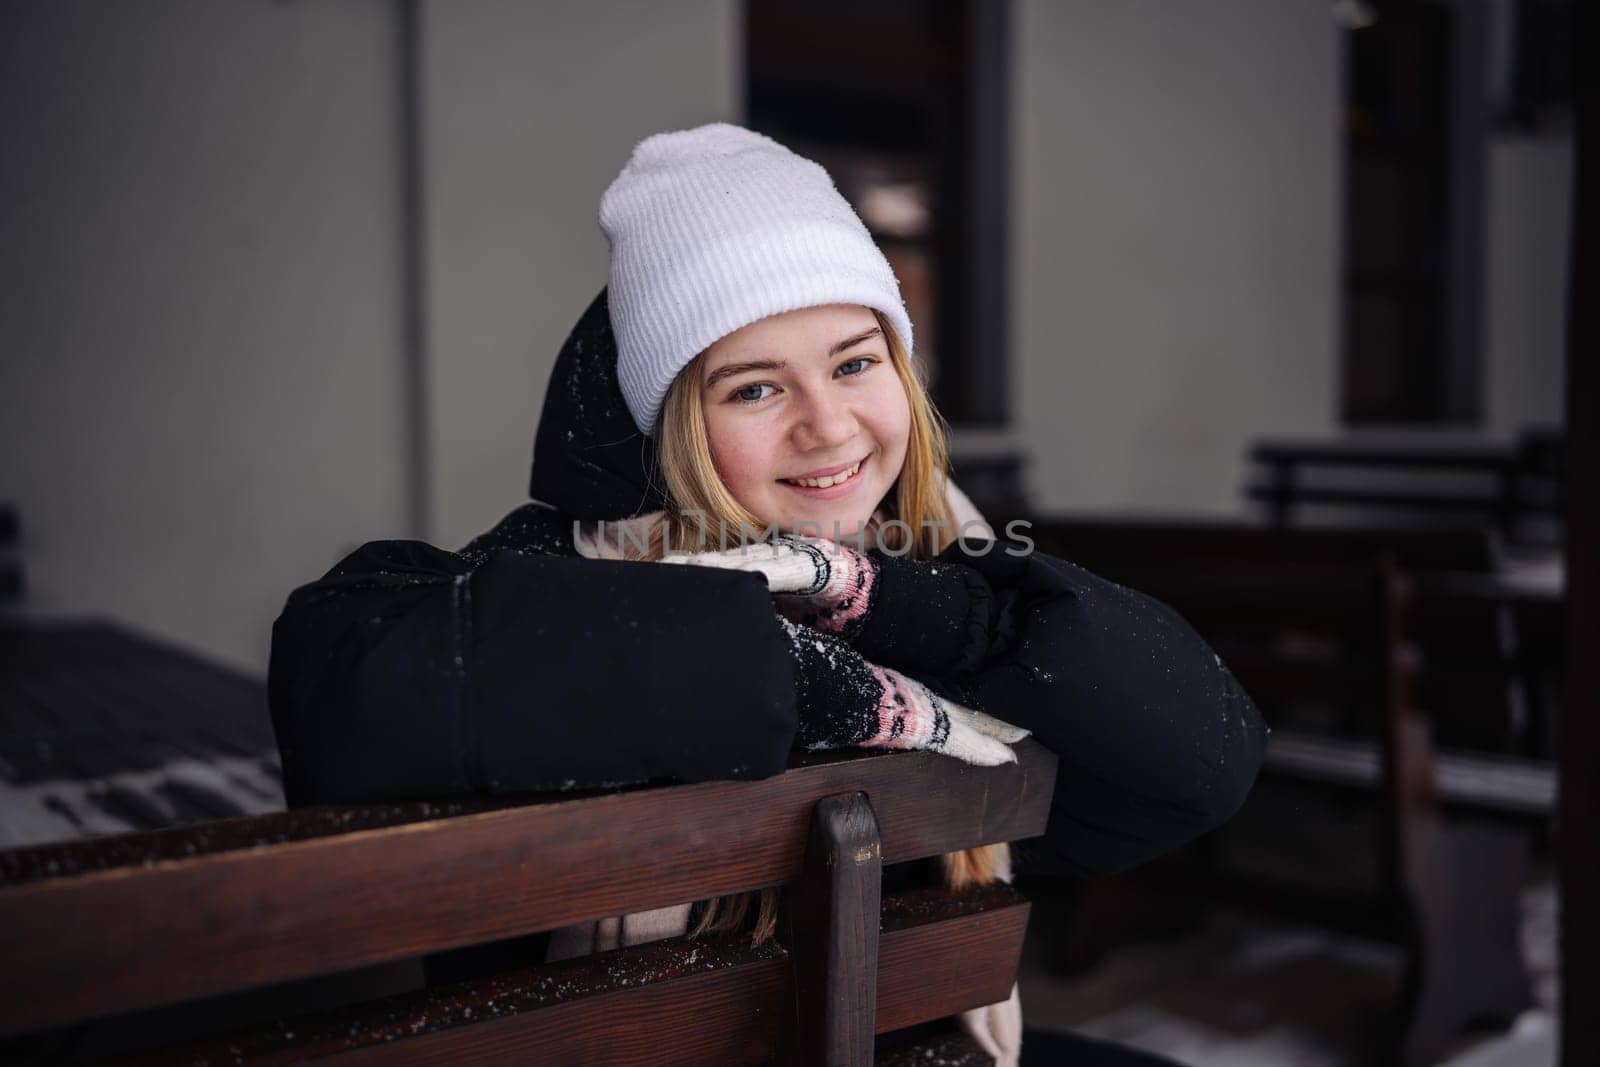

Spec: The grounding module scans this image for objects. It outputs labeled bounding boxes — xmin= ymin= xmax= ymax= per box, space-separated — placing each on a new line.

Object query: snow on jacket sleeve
xmin=852 ymin=543 xmax=1270 ymax=878
xmin=268 ymin=539 xmax=798 ymax=808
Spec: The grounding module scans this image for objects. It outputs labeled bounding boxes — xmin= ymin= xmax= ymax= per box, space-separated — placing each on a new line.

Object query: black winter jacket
xmin=268 ymin=290 xmax=1268 ymax=878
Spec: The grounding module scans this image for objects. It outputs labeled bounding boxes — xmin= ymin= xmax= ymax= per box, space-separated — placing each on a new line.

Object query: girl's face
xmin=699 ymin=304 xmax=911 ymax=539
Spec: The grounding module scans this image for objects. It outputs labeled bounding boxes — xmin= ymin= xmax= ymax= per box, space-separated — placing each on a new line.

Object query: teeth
xmin=789 ymin=460 xmax=861 ymax=488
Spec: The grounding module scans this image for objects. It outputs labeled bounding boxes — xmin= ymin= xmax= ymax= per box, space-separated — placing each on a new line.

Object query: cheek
xmin=867 ymin=380 xmax=913 ymax=471
xmin=705 ymin=415 xmax=777 ymax=504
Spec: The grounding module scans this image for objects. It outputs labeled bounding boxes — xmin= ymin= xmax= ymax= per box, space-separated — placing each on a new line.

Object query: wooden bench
xmin=1245 ymin=432 xmax=1565 ymax=545
xmin=0 ymin=620 xmax=285 ymax=850
xmin=1013 ymin=518 xmax=1545 ymax=1067
xmin=0 ymin=740 xmax=1055 ymax=1064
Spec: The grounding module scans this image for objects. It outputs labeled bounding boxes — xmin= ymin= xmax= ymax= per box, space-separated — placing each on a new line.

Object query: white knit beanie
xmin=600 ymin=123 xmax=915 ymax=436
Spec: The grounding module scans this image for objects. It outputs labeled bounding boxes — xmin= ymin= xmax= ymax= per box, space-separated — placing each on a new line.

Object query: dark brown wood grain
xmin=784 ymin=793 xmax=881 ymax=1066
xmin=876 ymin=886 xmax=1029 ymax=1033
xmin=322 ymin=969 xmax=781 ymax=1066
xmin=110 ymin=884 xmax=1027 ymax=1065
xmin=0 ymin=741 xmax=1054 ymax=1034
xmin=118 ymin=937 xmax=781 ymax=1066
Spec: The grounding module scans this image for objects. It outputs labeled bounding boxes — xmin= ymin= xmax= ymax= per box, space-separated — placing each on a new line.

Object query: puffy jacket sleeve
xmin=268 ymin=540 xmax=797 ymax=808
xmin=852 ymin=543 xmax=1270 ymax=878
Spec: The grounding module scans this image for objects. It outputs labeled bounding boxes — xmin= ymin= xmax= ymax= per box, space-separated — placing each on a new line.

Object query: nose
xmin=790 ymin=387 xmax=857 ymax=453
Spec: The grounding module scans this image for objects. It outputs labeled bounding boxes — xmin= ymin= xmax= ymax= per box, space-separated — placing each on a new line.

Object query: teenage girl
xmin=270 ymin=124 xmax=1267 ymax=1065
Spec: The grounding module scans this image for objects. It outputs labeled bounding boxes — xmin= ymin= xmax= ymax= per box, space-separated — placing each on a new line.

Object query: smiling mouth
xmin=781 ymin=456 xmax=866 ymax=489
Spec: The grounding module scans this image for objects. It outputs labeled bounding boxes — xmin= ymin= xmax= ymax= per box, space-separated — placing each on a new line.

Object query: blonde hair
xmin=639 ymin=310 xmax=1010 ymax=945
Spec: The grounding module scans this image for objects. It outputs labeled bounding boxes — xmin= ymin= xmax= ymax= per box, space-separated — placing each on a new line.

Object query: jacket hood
xmin=529 ymin=288 xmax=671 ymax=520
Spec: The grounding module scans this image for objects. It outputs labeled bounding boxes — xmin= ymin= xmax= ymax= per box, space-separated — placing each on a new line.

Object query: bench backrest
xmin=0 ymin=741 xmax=1056 ymax=1064
xmin=1244 ymin=436 xmax=1565 ymax=543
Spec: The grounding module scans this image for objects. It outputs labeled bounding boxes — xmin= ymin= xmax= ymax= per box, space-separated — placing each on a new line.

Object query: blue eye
xmin=732 ymin=382 xmax=775 ymax=404
xmin=837 ymin=357 xmax=872 ymax=376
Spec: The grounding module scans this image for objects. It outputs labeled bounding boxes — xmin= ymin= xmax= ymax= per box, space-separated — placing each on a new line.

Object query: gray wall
xmin=1483 ymin=131 xmax=1573 ymax=437
xmin=0 ymin=0 xmax=739 ymax=672
xmin=0 ymin=0 xmax=411 ymax=674
xmin=421 ymin=0 xmax=740 ymax=549
xmin=1011 ymin=0 xmax=1341 ymax=515
xmin=0 ymin=0 xmax=1570 ymax=677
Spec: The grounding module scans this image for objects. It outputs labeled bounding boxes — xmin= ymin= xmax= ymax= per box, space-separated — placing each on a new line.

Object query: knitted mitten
xmin=773 ymin=538 xmax=877 ymax=636
xmin=663 ymin=535 xmax=879 ymax=637
xmin=783 ymin=619 xmax=1025 ymax=766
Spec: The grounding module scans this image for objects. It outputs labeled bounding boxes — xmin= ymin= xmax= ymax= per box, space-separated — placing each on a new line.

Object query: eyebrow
xmin=828 ymin=326 xmax=883 ymax=356
xmin=703 ymin=327 xmax=885 ymax=391
xmin=705 ymin=358 xmax=787 ymax=391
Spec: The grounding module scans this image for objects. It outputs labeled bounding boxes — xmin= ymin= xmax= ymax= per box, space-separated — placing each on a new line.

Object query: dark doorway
xmin=1340 ymin=1 xmax=1487 ymax=425
xmin=744 ymin=0 xmax=1009 ymax=430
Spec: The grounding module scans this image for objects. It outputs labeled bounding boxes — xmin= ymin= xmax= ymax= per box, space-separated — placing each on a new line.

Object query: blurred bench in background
xmin=1015 ymin=517 xmax=1554 ymax=1067
xmin=0 ymin=620 xmax=285 ymax=849
xmin=0 ymin=741 xmax=1055 ymax=1065
xmin=0 ymin=502 xmax=284 ymax=849
xmin=1245 ymin=429 xmax=1566 ymax=546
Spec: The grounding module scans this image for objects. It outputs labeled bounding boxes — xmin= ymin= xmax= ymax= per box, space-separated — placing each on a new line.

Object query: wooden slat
xmin=329 ymin=967 xmax=782 ymax=1066
xmin=131 ymin=938 xmax=787 ymax=1067
xmin=1262 ymin=729 xmax=1556 ymax=817
xmin=0 ymin=795 xmax=505 ymax=883
xmin=0 ymin=741 xmax=1054 ymax=1033
xmin=118 ymin=884 xmax=1029 ymax=1065
xmin=876 ymin=884 xmax=1029 ymax=1033
xmin=784 ymin=793 xmax=881 ymax=1065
